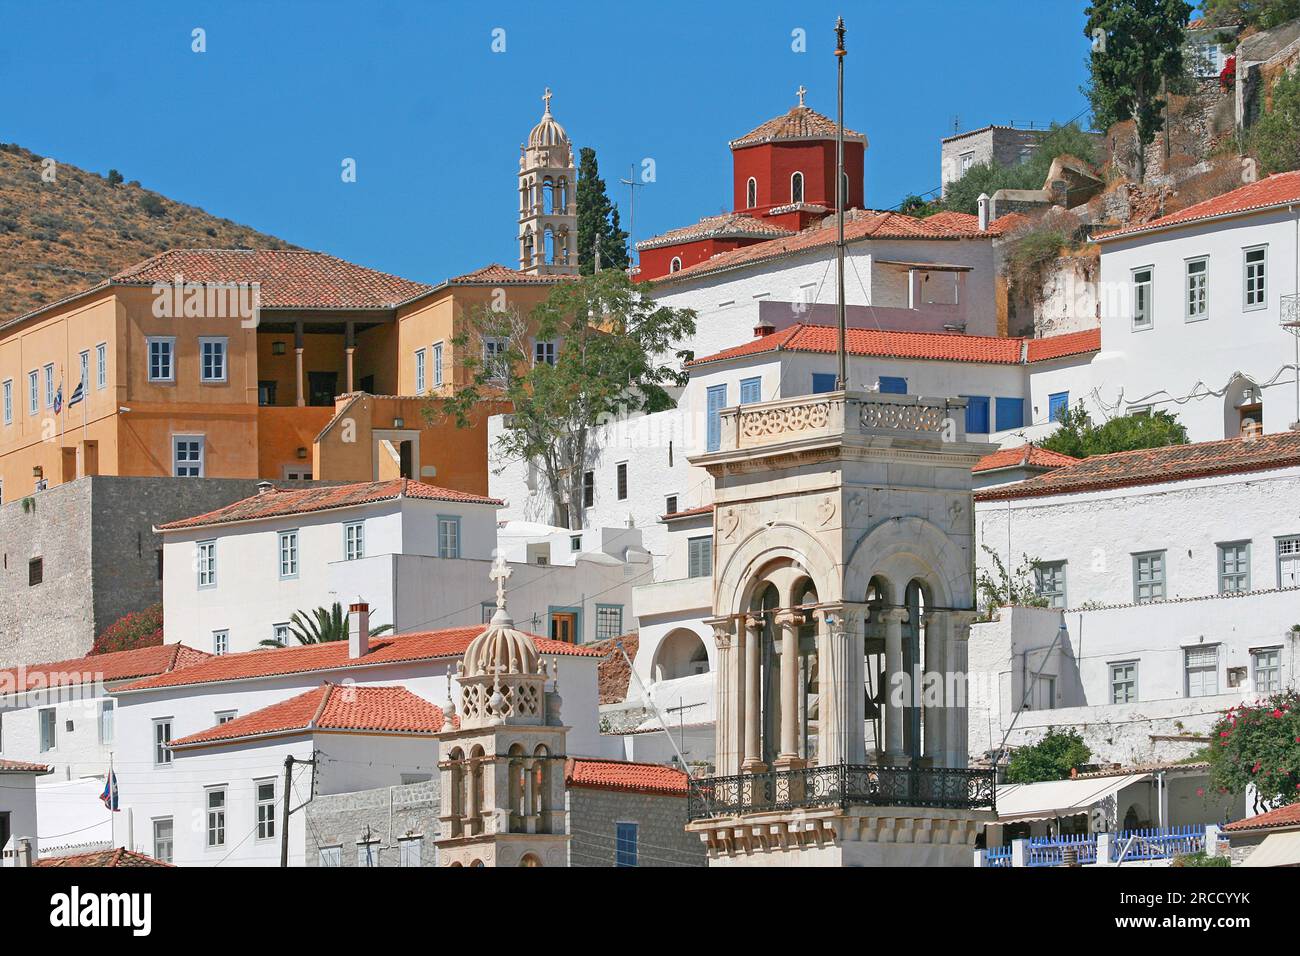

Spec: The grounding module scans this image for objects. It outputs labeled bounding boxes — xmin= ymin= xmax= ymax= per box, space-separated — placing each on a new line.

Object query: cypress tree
xmin=576 ymin=147 xmax=629 ymax=274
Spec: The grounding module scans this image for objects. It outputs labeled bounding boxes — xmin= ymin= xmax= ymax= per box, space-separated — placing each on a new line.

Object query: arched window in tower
xmin=790 ymin=171 xmax=804 ymax=204
xmin=557 ymin=177 xmax=569 ymax=212
xmin=746 ymin=177 xmax=757 ymax=209
xmin=522 ymin=228 xmax=535 ymax=269
xmin=468 ymin=745 xmax=486 ymax=836
xmin=447 ymin=747 xmax=466 ymax=838
xmin=543 ymin=177 xmax=555 ymax=214
xmin=532 ymin=743 xmax=550 ymax=828
xmin=519 ymin=853 xmax=542 ymax=867
xmin=545 ymin=227 xmax=557 ymax=265
xmin=670 ymin=257 xmax=682 ymax=273
xmin=507 ymin=743 xmax=527 ymax=831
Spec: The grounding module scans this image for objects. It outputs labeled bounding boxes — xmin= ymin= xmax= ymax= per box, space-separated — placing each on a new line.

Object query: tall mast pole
xmin=835 ymin=17 xmax=848 ymax=390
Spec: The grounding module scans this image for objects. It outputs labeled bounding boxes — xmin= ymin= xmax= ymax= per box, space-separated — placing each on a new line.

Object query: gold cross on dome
xmin=542 ymin=87 xmax=553 ymax=113
xmin=796 ymin=85 xmax=807 ymax=107
xmin=489 ymin=553 xmax=512 ymax=610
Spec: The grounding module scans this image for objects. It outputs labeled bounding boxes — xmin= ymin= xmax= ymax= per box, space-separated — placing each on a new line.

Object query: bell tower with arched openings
xmin=518 ymin=88 xmax=578 ymax=276
xmin=435 ymin=557 xmax=570 ymax=867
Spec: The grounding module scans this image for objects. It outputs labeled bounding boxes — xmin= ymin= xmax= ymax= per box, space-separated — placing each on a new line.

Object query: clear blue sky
xmin=0 ymin=0 xmax=1098 ymax=285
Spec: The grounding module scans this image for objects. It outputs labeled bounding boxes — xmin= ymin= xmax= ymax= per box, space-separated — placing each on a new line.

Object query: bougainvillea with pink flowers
xmin=1208 ymin=690 xmax=1300 ymax=807
xmin=91 ymin=603 xmax=163 ymax=655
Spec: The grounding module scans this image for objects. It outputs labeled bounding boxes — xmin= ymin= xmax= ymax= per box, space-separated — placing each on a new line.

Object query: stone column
xmin=816 ymin=603 xmax=867 ymax=767
xmin=774 ymin=610 xmax=803 ymax=769
xmin=878 ymin=607 xmax=909 ymax=761
xmin=741 ymin=614 xmax=765 ymax=773
xmin=945 ymin=611 xmax=978 ymax=769
xmin=923 ymin=610 xmax=949 ymax=766
xmin=294 ymin=320 xmax=306 ymax=407
xmin=706 ymin=616 xmax=738 ymax=776
xmin=344 ymin=320 xmax=356 ymax=394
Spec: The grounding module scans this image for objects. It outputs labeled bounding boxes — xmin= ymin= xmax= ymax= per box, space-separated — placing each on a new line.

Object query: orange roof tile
xmin=1223 ymin=802 xmax=1300 ymax=833
xmin=637 ymin=213 xmax=794 ymax=251
xmin=730 ymin=104 xmax=865 ymax=148
xmin=1025 ymin=328 xmax=1104 ymax=362
xmin=117 ymin=626 xmax=599 ymax=693
xmin=661 ymin=504 xmax=714 ymax=521
xmin=171 ymin=682 xmax=446 ymax=748
xmin=437 ymin=263 xmax=574 ymax=287
xmin=1094 ymin=170 xmax=1300 ymax=241
xmin=0 ymin=643 xmax=209 ymax=696
xmin=974 ymin=444 xmax=1080 ymax=473
xmin=564 ymin=757 xmax=690 ymax=796
xmin=0 ymin=758 xmax=52 ymax=774
xmin=975 ymin=431 xmax=1300 ymax=501
xmin=157 ymin=478 xmax=501 ymax=531
xmin=35 ymin=848 xmax=173 ymax=868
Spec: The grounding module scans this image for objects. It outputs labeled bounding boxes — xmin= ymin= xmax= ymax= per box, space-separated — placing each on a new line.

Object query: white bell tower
xmin=519 ymin=88 xmax=578 ymax=276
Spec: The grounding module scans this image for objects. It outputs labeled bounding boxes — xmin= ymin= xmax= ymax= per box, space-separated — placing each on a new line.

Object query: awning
xmin=1242 ymin=830 xmax=1300 ymax=867
xmin=995 ymin=773 xmax=1152 ymax=824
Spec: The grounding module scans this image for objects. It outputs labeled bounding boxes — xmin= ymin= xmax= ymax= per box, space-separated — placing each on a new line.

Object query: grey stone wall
xmin=305 ymin=780 xmax=440 ymax=868
xmin=567 ymin=787 xmax=705 ymax=868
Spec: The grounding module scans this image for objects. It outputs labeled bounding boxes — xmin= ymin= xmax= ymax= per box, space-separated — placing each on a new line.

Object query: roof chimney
xmin=978 ymin=193 xmax=991 ymax=232
xmin=754 ymin=321 xmax=776 ymax=338
xmin=349 ymin=601 xmax=370 ymax=658
xmin=256 ymin=480 xmax=275 ymax=496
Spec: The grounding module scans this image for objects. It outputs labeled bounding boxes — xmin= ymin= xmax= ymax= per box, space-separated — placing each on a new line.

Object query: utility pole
xmin=834 ymin=17 xmax=848 ymax=390
xmin=619 ymin=164 xmax=646 ymax=274
xmin=280 ymin=754 xmax=315 ymax=867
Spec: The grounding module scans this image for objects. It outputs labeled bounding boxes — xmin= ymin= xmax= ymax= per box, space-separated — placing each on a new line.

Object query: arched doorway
xmin=653 ymin=629 xmax=710 ymax=681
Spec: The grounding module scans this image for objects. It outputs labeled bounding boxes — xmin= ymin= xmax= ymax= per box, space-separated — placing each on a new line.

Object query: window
xmin=994 ymin=397 xmax=1024 ymax=431
xmin=206 ymin=788 xmax=227 ymax=847
xmin=1028 ymin=675 xmax=1056 ymax=710
xmin=415 ymin=348 xmax=426 ymax=393
xmin=811 ymin=373 xmax=838 ymax=394
xmin=432 ymin=342 xmax=444 ymax=387
xmin=199 ymin=337 xmax=227 ymax=382
xmin=1250 ymin=647 xmax=1282 ymax=694
xmin=197 ymin=540 xmax=216 ymax=588
xmin=616 ymin=462 xmax=628 ymax=501
xmin=596 ymin=605 xmax=623 ymax=640
xmin=1034 ymin=561 xmax=1067 ymax=608
xmin=399 ymin=837 xmax=423 ymax=867
xmin=344 ymin=522 xmax=365 ymax=561
xmin=1218 ymin=541 xmax=1250 ymax=593
xmin=153 ymin=818 xmax=174 ymax=864
xmin=96 ymin=343 xmax=107 ymax=389
xmin=4 ymin=379 xmax=13 ymax=426
xmin=1278 ymin=536 xmax=1300 ymax=588
xmin=173 ymin=435 xmax=203 ymax=476
xmin=272 ymin=623 xmax=290 ymax=647
xmin=481 ymin=602 xmax=496 ymax=623
xmin=960 ymin=150 xmax=975 ymax=175
xmin=878 ymin=376 xmax=907 ymax=395
xmin=670 ymin=257 xmax=682 ymax=273
xmin=706 ymin=384 xmax=727 ymax=452
xmin=147 ymin=337 xmax=175 ymax=382
xmin=78 ymin=349 xmax=89 ymax=392
xmin=533 ymin=340 xmax=557 ymax=366
xmin=438 ymin=516 xmax=460 ymax=558
xmin=615 ymin=822 xmax=638 ymax=867
xmin=28 ymin=557 xmax=42 ymax=586
xmin=319 ymin=846 xmax=343 ymax=867
xmin=216 ymin=711 xmax=237 ymax=725
xmin=483 ymin=337 xmax=508 ymax=381
xmin=357 ymin=842 xmax=380 ymax=867
xmin=1133 ymin=551 xmax=1165 ymax=603
xmin=38 ymin=708 xmax=56 ymax=752
xmin=665 ymin=494 xmax=678 ymax=515
xmin=570 ymin=534 xmax=582 ymax=553
xmin=1132 ymin=267 xmax=1153 ymax=330
xmin=790 ymin=171 xmax=804 ymax=204
xmin=688 ymin=536 xmax=713 ymax=579
xmin=1185 ymin=257 xmax=1208 ymax=321
xmin=962 ymin=395 xmax=990 ymax=433
xmin=256 ymin=780 xmax=276 ymax=840
xmin=1185 ymin=645 xmax=1219 ymax=698
xmin=278 ymin=530 xmax=299 ymax=578
xmin=1110 ymin=662 xmax=1138 ymax=704
xmin=746 ymin=177 xmax=757 ymax=208
xmin=98 ymin=700 xmax=114 ymax=745
xmin=28 ymin=370 xmax=38 ymax=415
xmin=212 ymin=630 xmax=229 ymax=656
xmin=582 ymin=470 xmax=594 ymax=508
xmin=1244 ymin=246 xmax=1266 ymax=310
xmin=43 ymin=364 xmax=54 ymax=408
xmin=153 ymin=719 xmax=172 ymax=766
xmin=740 ymin=376 xmax=762 ymax=405
xmin=1048 ymin=391 xmax=1069 ymax=422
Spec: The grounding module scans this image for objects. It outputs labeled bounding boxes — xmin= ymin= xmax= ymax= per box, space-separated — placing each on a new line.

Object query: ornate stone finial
xmin=796 ymin=84 xmax=807 ymax=108
xmin=489 ymin=553 xmax=512 ymax=612
xmin=542 ymin=87 xmax=553 ymax=114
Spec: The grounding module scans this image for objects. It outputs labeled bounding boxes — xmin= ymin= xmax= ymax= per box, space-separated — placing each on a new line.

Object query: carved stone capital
xmin=772 ymin=609 xmax=804 ymax=630
xmin=877 ymin=606 xmax=910 ymax=625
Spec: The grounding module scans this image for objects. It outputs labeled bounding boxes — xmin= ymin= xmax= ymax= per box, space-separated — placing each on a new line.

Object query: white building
xmin=160 ymin=478 xmax=642 ymax=651
xmin=970 ymin=430 xmax=1300 ymax=764
xmin=0 ymin=758 xmax=50 ymax=861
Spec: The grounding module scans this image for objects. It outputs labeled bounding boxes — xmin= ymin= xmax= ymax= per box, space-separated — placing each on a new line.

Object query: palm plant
xmin=259 ymin=601 xmax=394 ymax=647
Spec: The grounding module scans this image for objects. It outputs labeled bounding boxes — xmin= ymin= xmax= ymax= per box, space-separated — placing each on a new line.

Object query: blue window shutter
xmin=995 ymin=397 xmax=1025 ymax=431
xmin=706 ymin=385 xmax=727 ymax=452
xmin=962 ymin=395 xmax=989 ymax=433
xmin=878 ymin=376 xmax=907 ymax=394
xmin=811 ymin=373 xmax=838 ymax=394
xmin=740 ymin=377 xmax=762 ymax=404
xmin=1048 ymin=391 xmax=1069 ymax=422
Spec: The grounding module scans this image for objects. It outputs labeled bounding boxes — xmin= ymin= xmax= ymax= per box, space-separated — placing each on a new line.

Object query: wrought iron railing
xmin=686 ymin=762 xmax=997 ymax=822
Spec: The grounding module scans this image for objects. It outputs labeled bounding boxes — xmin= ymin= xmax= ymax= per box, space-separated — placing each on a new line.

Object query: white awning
xmin=995 ymin=773 xmax=1152 ymax=824
xmin=1242 ymin=830 xmax=1300 ymax=867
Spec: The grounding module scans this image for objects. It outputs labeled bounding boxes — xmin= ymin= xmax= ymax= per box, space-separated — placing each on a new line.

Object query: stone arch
xmin=716 ymin=521 xmax=841 ymax=615
xmin=843 ymin=515 xmax=970 ymax=609
xmin=746 ymin=176 xmax=757 ymax=208
xmin=653 ymin=627 xmax=710 ymax=681
xmin=1223 ymin=373 xmax=1262 ymax=438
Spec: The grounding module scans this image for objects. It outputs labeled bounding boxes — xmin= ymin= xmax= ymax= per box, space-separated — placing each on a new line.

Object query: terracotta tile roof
xmin=0 ymin=643 xmax=210 ymax=696
xmin=973 ymin=444 xmax=1080 ymax=473
xmin=976 ymin=430 xmax=1300 ymax=501
xmin=437 ymin=263 xmax=574 ymax=287
xmin=1094 ymin=170 xmax=1300 ymax=241
xmin=661 ymin=504 xmax=714 ymax=521
xmin=110 ymin=249 xmax=432 ymax=309
xmin=730 ymin=104 xmax=866 ymax=148
xmin=589 ymin=633 xmax=638 ymax=704
xmin=34 ymin=848 xmax=173 ymax=868
xmin=171 ymin=682 xmax=445 ymax=748
xmin=117 ymin=626 xmax=598 ymax=693
xmin=1223 ymin=802 xmax=1300 ymax=833
xmin=636 ymin=214 xmax=794 ymax=251
xmin=0 ymin=758 xmax=51 ymax=774
xmin=688 ymin=324 xmax=1100 ymax=368
xmin=564 ymin=757 xmax=690 ymax=796
xmin=1075 ymin=760 xmax=1210 ymax=779
xmin=157 ymin=478 xmax=502 ymax=531
xmin=988 ymin=212 xmax=1033 ymax=235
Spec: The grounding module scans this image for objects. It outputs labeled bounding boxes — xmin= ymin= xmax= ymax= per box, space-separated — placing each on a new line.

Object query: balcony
xmin=685 ymin=762 xmax=997 ymax=822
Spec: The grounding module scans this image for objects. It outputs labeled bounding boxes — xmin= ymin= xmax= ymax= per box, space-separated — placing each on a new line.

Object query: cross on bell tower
xmin=518 ymin=88 xmax=578 ymax=276
xmin=796 ymin=84 xmax=807 ymax=107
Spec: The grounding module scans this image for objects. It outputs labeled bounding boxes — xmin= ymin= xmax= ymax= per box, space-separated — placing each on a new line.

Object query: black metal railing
xmin=686 ymin=763 xmax=997 ymax=822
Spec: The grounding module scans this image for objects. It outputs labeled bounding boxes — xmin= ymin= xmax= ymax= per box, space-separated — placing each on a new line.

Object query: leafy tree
xmin=138 ymin=193 xmax=166 ymax=217
xmin=576 ymin=147 xmax=629 ymax=274
xmin=976 ymin=546 xmax=1049 ymax=619
xmin=92 ymin=603 xmax=163 ymax=654
xmin=898 ymin=193 xmax=942 ymax=217
xmin=106 ymin=168 xmax=124 ymax=187
xmin=1201 ymin=0 xmax=1300 ymax=31
xmin=1006 ymin=729 xmax=1094 ymax=783
xmin=260 ymin=602 xmax=394 ymax=647
xmin=940 ymin=122 xmax=1100 ymax=215
xmin=434 ymin=269 xmax=695 ymax=529
xmin=1039 ymin=405 xmax=1188 ymax=458
xmin=1248 ymin=67 xmax=1300 ymax=173
xmin=1084 ymin=0 xmax=1194 ymax=182
xmin=1208 ymin=690 xmax=1300 ymax=810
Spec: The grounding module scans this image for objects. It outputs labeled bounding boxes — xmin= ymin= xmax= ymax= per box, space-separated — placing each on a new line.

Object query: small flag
xmin=100 ymin=770 xmax=120 ymax=811
xmin=67 ymin=379 xmax=84 ymax=408
xmin=53 ymin=382 xmax=63 ymax=415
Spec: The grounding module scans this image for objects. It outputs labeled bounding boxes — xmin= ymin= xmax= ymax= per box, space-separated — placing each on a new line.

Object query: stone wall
xmin=305 ymin=780 xmax=440 ymax=868
xmin=567 ymin=786 xmax=705 ymax=867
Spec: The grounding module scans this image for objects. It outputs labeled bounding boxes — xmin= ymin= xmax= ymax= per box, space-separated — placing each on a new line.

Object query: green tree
xmin=1006 ymin=729 xmax=1094 ymax=783
xmin=1039 ymin=405 xmax=1189 ymax=458
xmin=106 ymin=169 xmax=124 ymax=187
xmin=576 ymin=147 xmax=629 ymax=274
xmin=1208 ymin=690 xmax=1300 ymax=810
xmin=434 ymin=269 xmax=695 ymax=529
xmin=939 ymin=122 xmax=1101 ymax=215
xmin=259 ymin=602 xmax=394 ymax=647
xmin=1248 ymin=67 xmax=1300 ymax=173
xmin=1084 ymin=0 xmax=1194 ymax=182
xmin=1201 ymin=0 xmax=1300 ymax=30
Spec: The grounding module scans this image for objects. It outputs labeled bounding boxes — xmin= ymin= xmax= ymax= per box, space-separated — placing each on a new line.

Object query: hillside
xmin=0 ymin=143 xmax=297 ymax=321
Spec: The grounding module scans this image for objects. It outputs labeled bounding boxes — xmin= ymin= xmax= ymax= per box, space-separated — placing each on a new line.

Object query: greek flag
xmin=53 ymin=382 xmax=63 ymax=415
xmin=99 ymin=770 xmax=120 ymax=811
xmin=67 ymin=378 xmax=84 ymax=408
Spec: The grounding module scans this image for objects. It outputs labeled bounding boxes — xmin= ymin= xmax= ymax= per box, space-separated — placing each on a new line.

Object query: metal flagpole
xmin=835 ymin=17 xmax=848 ymax=390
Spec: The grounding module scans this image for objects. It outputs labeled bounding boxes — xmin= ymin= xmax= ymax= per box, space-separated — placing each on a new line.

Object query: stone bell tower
xmin=518 ymin=87 xmax=578 ymax=276
xmin=435 ymin=557 xmax=570 ymax=867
